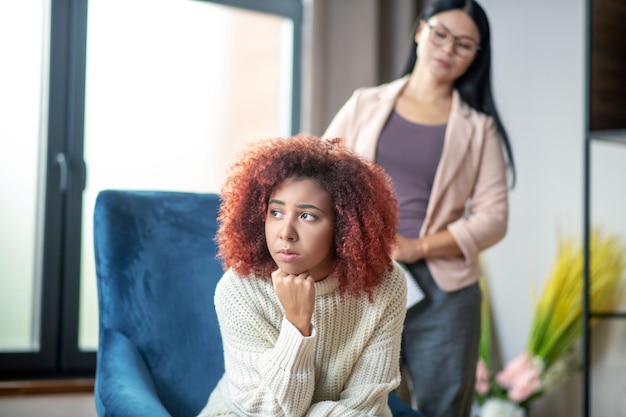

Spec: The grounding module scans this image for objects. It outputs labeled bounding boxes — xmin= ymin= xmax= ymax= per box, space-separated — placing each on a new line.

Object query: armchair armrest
xmin=95 ymin=329 xmax=172 ymax=417
xmin=389 ymin=392 xmax=424 ymax=417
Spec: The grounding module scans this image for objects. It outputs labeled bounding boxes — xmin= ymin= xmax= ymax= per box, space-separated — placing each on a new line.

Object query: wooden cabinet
xmin=589 ymin=0 xmax=626 ymax=132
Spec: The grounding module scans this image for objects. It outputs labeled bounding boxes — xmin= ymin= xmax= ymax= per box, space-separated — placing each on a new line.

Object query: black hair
xmin=402 ymin=0 xmax=516 ymax=187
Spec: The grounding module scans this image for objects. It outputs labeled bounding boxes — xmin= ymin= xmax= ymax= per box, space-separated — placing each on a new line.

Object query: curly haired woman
xmin=197 ymin=134 xmax=409 ymax=417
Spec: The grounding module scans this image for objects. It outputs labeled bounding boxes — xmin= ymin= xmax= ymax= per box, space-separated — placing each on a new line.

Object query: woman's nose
xmin=280 ymin=221 xmax=297 ymax=241
xmin=442 ymin=38 xmax=456 ymax=55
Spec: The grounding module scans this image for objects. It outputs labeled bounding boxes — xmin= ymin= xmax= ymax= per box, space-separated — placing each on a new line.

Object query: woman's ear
xmin=415 ymin=19 xmax=427 ymax=43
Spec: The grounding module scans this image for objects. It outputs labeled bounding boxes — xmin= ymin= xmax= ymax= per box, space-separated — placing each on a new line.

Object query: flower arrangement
xmin=473 ymin=229 xmax=626 ymax=417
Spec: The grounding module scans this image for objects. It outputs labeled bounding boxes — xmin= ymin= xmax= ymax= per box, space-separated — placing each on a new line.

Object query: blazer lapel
xmin=426 ymin=90 xmax=474 ymax=219
xmin=352 ymin=77 xmax=409 ymax=160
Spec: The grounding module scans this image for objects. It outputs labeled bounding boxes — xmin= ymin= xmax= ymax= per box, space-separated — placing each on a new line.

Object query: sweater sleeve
xmin=306 ymin=264 xmax=407 ymax=417
xmin=215 ymin=271 xmax=317 ymax=417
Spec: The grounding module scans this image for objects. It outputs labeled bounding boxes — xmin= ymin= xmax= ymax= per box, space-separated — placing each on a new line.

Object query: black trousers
xmin=401 ymin=260 xmax=481 ymax=417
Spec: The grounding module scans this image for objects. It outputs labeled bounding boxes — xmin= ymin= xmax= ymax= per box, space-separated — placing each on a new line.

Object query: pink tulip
xmin=496 ymin=352 xmax=542 ymax=403
xmin=475 ymin=358 xmax=491 ymax=395
xmin=507 ymin=366 xmax=541 ymax=402
xmin=496 ymin=352 xmax=531 ymax=388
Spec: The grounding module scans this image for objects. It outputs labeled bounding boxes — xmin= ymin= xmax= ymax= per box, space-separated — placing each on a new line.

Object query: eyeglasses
xmin=425 ymin=22 xmax=481 ymax=58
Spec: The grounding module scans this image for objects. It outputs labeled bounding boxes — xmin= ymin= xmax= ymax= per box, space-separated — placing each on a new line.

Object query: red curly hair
xmin=216 ymin=134 xmax=398 ymax=298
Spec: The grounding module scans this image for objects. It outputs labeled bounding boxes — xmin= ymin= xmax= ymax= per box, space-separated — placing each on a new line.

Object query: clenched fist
xmin=271 ymin=269 xmax=315 ymax=336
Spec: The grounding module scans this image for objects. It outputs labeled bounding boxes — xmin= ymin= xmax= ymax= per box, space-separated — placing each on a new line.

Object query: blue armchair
xmin=93 ymin=190 xmax=421 ymax=417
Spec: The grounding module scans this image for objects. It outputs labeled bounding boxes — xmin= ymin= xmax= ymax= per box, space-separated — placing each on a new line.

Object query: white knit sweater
xmin=196 ymin=262 xmax=407 ymax=417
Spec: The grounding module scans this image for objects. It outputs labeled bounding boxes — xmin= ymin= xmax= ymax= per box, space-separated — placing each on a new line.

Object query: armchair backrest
xmin=94 ymin=190 xmax=225 ymax=417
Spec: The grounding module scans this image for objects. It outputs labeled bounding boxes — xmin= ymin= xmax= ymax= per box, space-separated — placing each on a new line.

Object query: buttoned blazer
xmin=323 ymin=76 xmax=509 ymax=292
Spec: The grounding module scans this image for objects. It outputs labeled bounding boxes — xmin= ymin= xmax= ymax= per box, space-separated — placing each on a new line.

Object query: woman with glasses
xmin=323 ymin=1 xmax=515 ymax=416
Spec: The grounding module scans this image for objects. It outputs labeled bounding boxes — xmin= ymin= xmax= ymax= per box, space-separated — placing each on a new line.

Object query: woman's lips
xmin=434 ymin=58 xmax=451 ymax=68
xmin=277 ymin=249 xmax=299 ymax=262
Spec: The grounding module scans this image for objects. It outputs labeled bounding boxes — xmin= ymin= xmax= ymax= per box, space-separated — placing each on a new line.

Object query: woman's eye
xmin=433 ymin=29 xmax=448 ymax=39
xmin=457 ymin=42 xmax=473 ymax=51
xmin=269 ymin=209 xmax=282 ymax=218
xmin=301 ymin=212 xmax=317 ymax=221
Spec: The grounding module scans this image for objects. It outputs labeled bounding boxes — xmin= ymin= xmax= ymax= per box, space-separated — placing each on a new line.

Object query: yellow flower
xmin=527 ymin=229 xmax=626 ymax=368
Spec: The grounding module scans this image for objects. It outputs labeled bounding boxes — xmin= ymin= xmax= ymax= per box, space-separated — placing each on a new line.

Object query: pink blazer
xmin=323 ymin=76 xmax=509 ymax=292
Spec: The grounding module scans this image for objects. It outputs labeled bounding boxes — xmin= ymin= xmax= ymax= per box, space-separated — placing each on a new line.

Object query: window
xmin=0 ymin=0 xmax=50 ymax=355
xmin=0 ymin=0 xmax=302 ymax=378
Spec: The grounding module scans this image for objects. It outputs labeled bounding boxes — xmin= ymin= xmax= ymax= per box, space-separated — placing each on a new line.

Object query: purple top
xmin=376 ymin=110 xmax=446 ymax=238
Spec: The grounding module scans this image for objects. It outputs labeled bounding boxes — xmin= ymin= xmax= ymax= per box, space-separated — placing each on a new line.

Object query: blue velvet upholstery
xmin=93 ymin=190 xmax=422 ymax=417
